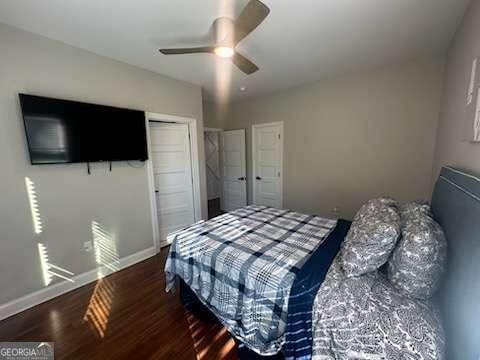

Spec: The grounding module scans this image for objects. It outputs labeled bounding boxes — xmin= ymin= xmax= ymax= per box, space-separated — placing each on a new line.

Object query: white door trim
xmin=252 ymin=121 xmax=284 ymax=209
xmin=145 ymin=112 xmax=202 ymax=252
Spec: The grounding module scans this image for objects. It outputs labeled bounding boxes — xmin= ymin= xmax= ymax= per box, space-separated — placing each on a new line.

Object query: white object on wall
xmin=475 ymin=91 xmax=480 ymax=142
xmin=467 ymin=58 xmax=477 ymax=105
xmin=464 ymin=57 xmax=480 ymax=143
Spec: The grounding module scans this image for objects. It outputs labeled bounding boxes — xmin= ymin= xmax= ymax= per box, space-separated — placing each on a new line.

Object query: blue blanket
xmin=283 ymin=219 xmax=351 ymax=360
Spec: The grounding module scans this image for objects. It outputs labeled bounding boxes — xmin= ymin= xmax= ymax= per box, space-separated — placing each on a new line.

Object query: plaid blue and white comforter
xmin=164 ymin=205 xmax=337 ymax=355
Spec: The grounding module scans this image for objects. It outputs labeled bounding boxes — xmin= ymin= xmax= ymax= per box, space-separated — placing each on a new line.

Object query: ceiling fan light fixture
xmin=158 ymin=0 xmax=269 ymax=75
xmin=214 ymin=46 xmax=235 ymax=58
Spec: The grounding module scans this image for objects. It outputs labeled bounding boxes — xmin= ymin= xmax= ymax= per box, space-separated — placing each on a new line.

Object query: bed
xmin=164 ymin=206 xmax=343 ymax=355
xmin=311 ymin=254 xmax=445 ymax=359
xmin=164 ymin=166 xmax=480 ymax=360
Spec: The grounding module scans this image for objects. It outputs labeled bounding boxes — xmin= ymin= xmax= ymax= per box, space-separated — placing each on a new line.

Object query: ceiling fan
xmin=159 ymin=0 xmax=270 ymax=75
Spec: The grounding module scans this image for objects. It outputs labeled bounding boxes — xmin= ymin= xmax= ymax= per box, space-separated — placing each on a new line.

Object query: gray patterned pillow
xmin=341 ymin=198 xmax=401 ymax=277
xmin=399 ymin=200 xmax=431 ymax=219
xmin=388 ymin=202 xmax=447 ymax=300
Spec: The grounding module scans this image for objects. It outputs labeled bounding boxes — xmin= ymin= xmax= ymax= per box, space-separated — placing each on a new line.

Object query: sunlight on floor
xmin=84 ymin=221 xmax=119 ymax=338
xmin=185 ymin=310 xmax=235 ymax=360
xmin=83 ymin=278 xmax=115 ymax=338
xmin=48 ymin=310 xmax=61 ymax=334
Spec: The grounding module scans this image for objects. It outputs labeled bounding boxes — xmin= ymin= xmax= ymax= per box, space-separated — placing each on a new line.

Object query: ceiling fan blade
xmin=159 ymin=47 xmax=214 ymax=55
xmin=234 ymin=0 xmax=270 ymax=45
xmin=232 ymin=52 xmax=259 ymax=75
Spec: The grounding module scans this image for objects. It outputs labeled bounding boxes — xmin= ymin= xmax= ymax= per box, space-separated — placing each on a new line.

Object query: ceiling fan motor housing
xmin=212 ymin=17 xmax=235 ymax=48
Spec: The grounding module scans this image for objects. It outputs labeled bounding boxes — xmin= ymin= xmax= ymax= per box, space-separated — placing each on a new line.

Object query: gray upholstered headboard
xmin=431 ymin=166 xmax=480 ymax=360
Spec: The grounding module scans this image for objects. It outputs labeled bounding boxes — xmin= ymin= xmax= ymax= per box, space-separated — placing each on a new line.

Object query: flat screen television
xmin=19 ymin=94 xmax=148 ymax=165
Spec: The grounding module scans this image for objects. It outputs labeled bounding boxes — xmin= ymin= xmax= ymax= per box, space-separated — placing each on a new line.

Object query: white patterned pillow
xmin=388 ymin=202 xmax=447 ymax=300
xmin=341 ymin=198 xmax=401 ymax=277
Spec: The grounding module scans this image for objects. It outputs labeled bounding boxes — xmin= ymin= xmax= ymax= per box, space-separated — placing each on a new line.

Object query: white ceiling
xmin=0 ymin=0 xmax=470 ymax=102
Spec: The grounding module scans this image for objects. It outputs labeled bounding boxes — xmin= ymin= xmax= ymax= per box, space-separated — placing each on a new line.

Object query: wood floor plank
xmin=0 ymin=248 xmax=238 ymax=360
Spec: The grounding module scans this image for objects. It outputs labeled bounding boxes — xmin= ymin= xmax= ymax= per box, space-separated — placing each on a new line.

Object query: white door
xmin=222 ymin=129 xmax=247 ymax=211
xmin=150 ymin=122 xmax=195 ymax=241
xmin=253 ymin=122 xmax=283 ymax=208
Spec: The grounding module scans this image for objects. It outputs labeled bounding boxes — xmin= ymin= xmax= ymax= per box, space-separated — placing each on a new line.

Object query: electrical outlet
xmin=83 ymin=241 xmax=93 ymax=252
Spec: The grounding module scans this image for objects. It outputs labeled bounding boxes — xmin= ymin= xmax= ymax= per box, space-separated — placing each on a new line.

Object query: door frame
xmin=145 ymin=112 xmax=202 ymax=252
xmin=252 ymin=121 xmax=284 ymax=208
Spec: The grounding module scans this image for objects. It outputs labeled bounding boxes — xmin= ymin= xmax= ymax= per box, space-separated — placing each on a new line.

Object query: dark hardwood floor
xmin=0 ymin=248 xmax=238 ymax=360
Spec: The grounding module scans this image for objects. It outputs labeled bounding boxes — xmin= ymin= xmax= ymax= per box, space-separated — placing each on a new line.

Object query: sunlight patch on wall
xmin=37 ymin=243 xmax=74 ymax=286
xmin=91 ymin=221 xmax=120 ymax=278
xmin=37 ymin=243 xmax=52 ymax=286
xmin=25 ymin=177 xmax=43 ymax=234
xmin=28 ymin=178 xmax=75 ymax=287
xmin=83 ymin=278 xmax=115 ymax=338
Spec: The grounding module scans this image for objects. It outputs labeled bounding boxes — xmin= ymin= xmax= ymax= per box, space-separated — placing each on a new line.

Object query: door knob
xmin=256 ymin=176 xmax=262 ymax=180
xmin=237 ymin=177 xmax=246 ymax=181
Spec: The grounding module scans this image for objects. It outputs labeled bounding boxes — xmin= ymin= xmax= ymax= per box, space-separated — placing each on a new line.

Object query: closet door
xmin=150 ymin=122 xmax=195 ymax=241
xmin=222 ymin=129 xmax=247 ymax=211
xmin=252 ymin=122 xmax=283 ymax=209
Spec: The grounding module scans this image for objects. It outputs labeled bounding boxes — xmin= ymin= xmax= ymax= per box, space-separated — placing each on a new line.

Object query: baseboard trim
xmin=0 ymin=246 xmax=156 ymax=321
xmin=160 ymin=240 xmax=171 ymax=248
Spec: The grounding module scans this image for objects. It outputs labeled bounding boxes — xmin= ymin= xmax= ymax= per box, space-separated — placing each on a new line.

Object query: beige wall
xmin=433 ymin=0 xmax=480 ymax=180
xmin=203 ymin=99 xmax=227 ymax=129
xmin=0 ymin=24 xmax=207 ymax=305
xmin=210 ymin=59 xmax=445 ymax=219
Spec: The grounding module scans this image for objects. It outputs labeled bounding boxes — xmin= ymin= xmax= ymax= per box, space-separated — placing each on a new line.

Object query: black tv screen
xmin=19 ymin=94 xmax=148 ymax=164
